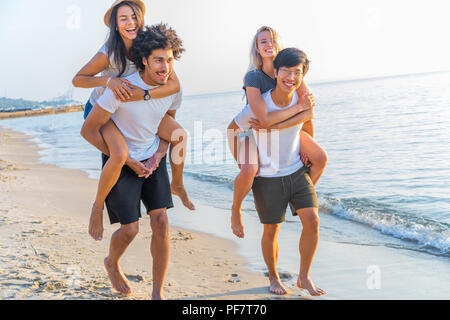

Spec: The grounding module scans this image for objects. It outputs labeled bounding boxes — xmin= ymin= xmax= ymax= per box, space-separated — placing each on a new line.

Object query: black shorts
xmin=102 ymin=154 xmax=174 ymax=225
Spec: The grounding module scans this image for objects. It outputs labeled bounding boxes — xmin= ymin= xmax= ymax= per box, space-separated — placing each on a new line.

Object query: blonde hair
xmin=248 ymin=26 xmax=283 ymax=72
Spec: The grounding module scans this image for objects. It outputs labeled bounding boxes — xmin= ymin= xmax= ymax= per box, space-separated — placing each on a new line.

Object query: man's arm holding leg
xmin=80 ymin=104 xmax=113 ymax=155
xmin=156 ymin=109 xmax=177 ymax=158
xmin=302 ymin=120 xmax=314 ymax=138
xmin=81 ymin=105 xmax=150 ymax=176
xmin=141 ymin=110 xmax=176 ymax=176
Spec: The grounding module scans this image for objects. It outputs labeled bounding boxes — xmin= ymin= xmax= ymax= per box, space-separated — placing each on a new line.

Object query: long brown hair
xmin=105 ymin=1 xmax=144 ymax=76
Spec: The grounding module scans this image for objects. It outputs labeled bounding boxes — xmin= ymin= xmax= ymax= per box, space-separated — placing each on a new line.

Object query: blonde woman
xmin=73 ymin=0 xmax=194 ymax=241
xmin=227 ymin=26 xmax=327 ymax=240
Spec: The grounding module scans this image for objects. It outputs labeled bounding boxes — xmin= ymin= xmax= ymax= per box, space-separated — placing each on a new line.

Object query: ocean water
xmin=1 ymin=71 xmax=449 ymax=298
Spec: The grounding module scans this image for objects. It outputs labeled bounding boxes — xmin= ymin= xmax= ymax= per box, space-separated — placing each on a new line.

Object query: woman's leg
xmin=89 ymin=120 xmax=129 ymax=241
xmin=157 ymin=114 xmax=195 ymax=211
xmin=226 ymin=121 xmax=240 ymax=164
xmin=300 ymin=131 xmax=328 ymax=185
xmin=227 ymin=121 xmax=259 ymax=238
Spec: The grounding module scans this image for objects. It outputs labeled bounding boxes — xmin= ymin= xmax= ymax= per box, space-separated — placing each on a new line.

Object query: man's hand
xmin=300 ymin=152 xmax=312 ymax=168
xmin=142 ymin=151 xmax=166 ymax=178
xmin=126 ymin=158 xmax=151 ymax=177
xmin=248 ymin=118 xmax=277 ymax=131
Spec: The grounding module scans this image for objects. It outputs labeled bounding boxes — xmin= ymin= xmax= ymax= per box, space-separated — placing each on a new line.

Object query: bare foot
xmin=171 ymin=184 xmax=195 ymax=210
xmin=231 ymin=206 xmax=245 ymax=238
xmin=297 ymin=276 xmax=326 ymax=296
xmin=88 ymin=205 xmax=104 ymax=241
xmin=269 ymin=277 xmax=287 ymax=295
xmin=104 ymin=257 xmax=132 ymax=295
xmin=152 ymin=292 xmax=166 ymax=300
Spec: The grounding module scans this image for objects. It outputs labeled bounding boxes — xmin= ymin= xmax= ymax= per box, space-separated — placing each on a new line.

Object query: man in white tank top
xmin=234 ymin=48 xmax=326 ymax=296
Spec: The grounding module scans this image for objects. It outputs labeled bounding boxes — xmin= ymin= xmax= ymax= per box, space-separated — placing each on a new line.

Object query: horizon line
xmin=182 ymin=69 xmax=450 ymax=98
xmin=2 ymin=69 xmax=449 ymax=103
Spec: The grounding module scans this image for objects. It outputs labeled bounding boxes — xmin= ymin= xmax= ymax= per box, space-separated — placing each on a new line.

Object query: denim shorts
xmin=83 ymin=100 xmax=94 ymax=120
xmin=237 ymin=129 xmax=253 ymax=139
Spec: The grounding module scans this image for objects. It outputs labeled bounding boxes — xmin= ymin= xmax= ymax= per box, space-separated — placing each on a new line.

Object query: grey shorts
xmin=251 ymin=166 xmax=318 ymax=224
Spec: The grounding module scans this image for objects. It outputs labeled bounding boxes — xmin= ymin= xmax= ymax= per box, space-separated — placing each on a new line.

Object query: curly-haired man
xmin=81 ymin=23 xmax=184 ymax=299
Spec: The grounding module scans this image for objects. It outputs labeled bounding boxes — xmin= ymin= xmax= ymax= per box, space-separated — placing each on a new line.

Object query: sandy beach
xmin=0 ymin=126 xmax=311 ymax=300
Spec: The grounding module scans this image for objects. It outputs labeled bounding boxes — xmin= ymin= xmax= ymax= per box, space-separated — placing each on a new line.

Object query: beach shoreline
xmin=0 ymin=126 xmax=310 ymax=300
xmin=0 ymin=105 xmax=84 ymax=120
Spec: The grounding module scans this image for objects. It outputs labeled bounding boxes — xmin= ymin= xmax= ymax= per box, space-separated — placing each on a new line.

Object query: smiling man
xmin=80 ymin=23 xmax=184 ymax=299
xmin=233 ymin=48 xmax=326 ymax=296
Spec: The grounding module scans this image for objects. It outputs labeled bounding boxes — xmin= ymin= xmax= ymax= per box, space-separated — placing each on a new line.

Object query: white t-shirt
xmin=89 ymin=44 xmax=139 ymax=106
xmin=234 ymin=90 xmax=304 ymax=178
xmin=97 ymin=71 xmax=182 ymax=161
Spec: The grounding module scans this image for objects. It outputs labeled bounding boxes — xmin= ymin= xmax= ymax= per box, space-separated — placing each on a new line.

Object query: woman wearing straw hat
xmin=73 ymin=0 xmax=195 ymax=242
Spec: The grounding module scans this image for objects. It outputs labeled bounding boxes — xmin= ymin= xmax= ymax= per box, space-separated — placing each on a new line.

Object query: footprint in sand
xmin=264 ymin=271 xmax=294 ymax=281
xmin=170 ymin=231 xmax=194 ymax=241
xmin=0 ymin=174 xmax=17 ymax=182
xmin=0 ymin=160 xmax=27 ymax=171
xmin=227 ymin=273 xmax=241 ymax=283
xmin=125 ymin=274 xmax=145 ymax=283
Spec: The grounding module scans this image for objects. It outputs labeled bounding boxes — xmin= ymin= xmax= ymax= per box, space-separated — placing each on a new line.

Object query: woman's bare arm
xmin=248 ymin=108 xmax=314 ymax=131
xmin=72 ymin=52 xmax=134 ymax=101
xmin=246 ymin=87 xmax=310 ymax=127
xmin=297 ymin=81 xmax=314 ymax=137
xmin=127 ymin=71 xmax=181 ymax=102
xmin=72 ymin=53 xmax=111 ymax=89
xmin=73 ymin=51 xmax=181 ymax=102
xmin=150 ymin=71 xmax=180 ymax=98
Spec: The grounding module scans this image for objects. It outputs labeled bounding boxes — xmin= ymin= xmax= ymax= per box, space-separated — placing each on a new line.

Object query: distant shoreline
xmin=0 ymin=105 xmax=83 ymax=120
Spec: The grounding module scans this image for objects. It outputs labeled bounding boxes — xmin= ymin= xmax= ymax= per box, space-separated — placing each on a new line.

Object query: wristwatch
xmin=144 ymin=90 xmax=151 ymax=101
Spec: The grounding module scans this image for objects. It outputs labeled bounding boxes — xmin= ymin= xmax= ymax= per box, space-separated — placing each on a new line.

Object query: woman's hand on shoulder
xmin=298 ymin=93 xmax=315 ymax=112
xmin=108 ymin=78 xmax=133 ymax=102
xmin=127 ymin=85 xmax=145 ymax=102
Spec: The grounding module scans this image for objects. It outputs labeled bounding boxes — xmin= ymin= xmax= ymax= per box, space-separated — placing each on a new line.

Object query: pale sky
xmin=1 ymin=0 xmax=450 ymax=102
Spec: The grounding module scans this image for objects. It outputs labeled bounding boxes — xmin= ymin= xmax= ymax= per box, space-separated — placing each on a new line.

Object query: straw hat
xmin=104 ymin=0 xmax=146 ymax=27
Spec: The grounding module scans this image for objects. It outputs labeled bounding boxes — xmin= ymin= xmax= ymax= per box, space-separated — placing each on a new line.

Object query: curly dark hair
xmin=131 ymin=23 xmax=185 ymax=71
